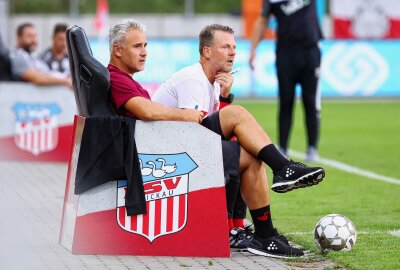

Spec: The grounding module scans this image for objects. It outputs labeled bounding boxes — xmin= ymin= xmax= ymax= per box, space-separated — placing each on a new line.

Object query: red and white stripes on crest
xmin=14 ymin=118 xmax=58 ymax=155
xmin=117 ymin=194 xmax=187 ymax=242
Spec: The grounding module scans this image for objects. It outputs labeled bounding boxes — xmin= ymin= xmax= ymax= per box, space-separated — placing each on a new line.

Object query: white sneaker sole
xmin=271 ymin=169 xmax=325 ymax=193
xmin=247 ymin=247 xmax=303 ymax=259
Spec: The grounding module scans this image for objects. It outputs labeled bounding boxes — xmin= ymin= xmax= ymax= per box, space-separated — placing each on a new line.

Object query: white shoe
xmin=306 ymin=147 xmax=320 ymax=162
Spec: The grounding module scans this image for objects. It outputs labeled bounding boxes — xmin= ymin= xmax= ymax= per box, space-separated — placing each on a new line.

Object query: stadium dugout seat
xmin=59 ymin=26 xmax=230 ymax=257
xmin=66 ymin=26 xmax=114 ymax=116
xmin=0 ymin=33 xmax=12 ymax=81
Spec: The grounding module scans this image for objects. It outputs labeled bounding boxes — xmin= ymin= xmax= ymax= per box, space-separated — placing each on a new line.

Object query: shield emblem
xmin=116 ymin=153 xmax=198 ymax=242
xmin=12 ymin=102 xmax=61 ymax=155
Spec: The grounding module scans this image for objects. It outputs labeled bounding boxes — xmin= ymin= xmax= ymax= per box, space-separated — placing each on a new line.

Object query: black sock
xmin=257 ymin=144 xmax=289 ymax=172
xmin=250 ymin=205 xmax=274 ymax=238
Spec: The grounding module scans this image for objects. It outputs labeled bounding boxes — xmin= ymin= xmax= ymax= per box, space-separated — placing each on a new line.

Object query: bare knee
xmin=222 ymin=105 xmax=249 ymax=119
xmin=220 ymin=105 xmax=252 ymax=137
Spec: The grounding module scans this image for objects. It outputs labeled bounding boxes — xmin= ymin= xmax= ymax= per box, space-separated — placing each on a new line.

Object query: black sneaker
xmin=244 ymin=222 xmax=254 ymax=235
xmin=247 ymin=229 xmax=304 ymax=258
xmin=272 ymin=160 xmax=325 ymax=193
xmin=229 ymin=227 xmax=254 ymax=250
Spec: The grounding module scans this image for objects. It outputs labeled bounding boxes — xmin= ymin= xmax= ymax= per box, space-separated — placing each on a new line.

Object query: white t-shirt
xmin=152 ymin=63 xmax=220 ymax=115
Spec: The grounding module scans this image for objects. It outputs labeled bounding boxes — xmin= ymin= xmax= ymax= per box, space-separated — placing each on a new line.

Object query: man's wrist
xmin=219 ymin=93 xmax=234 ymax=103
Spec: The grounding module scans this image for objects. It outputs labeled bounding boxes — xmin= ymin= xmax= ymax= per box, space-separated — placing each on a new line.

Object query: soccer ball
xmin=314 ymin=214 xmax=357 ymax=252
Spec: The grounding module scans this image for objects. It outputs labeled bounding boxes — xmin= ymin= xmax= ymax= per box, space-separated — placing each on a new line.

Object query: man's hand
xmin=182 ymin=109 xmax=204 ymax=123
xmin=215 ymin=72 xmax=233 ymax=97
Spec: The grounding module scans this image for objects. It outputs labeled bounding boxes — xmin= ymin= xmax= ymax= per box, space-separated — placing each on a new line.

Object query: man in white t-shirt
xmin=153 ymin=35 xmax=247 ymax=248
xmin=152 ymin=24 xmax=325 ymax=257
xmin=153 ymin=62 xmax=221 ymax=115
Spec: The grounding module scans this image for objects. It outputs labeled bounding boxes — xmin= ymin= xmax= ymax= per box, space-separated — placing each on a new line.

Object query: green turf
xmin=238 ymin=99 xmax=400 ymax=270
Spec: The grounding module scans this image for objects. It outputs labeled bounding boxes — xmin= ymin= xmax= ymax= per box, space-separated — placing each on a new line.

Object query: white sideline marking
xmin=289 ymin=149 xmax=400 ymax=185
xmin=286 ymin=230 xmax=400 ymax=236
xmin=390 ymin=230 xmax=400 ymax=237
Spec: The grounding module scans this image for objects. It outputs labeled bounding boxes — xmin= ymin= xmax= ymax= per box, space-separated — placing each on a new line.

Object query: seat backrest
xmin=0 ymin=33 xmax=12 ymax=81
xmin=66 ymin=25 xmax=115 ymax=116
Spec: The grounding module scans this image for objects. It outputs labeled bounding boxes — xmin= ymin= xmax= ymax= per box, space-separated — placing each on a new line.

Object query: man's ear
xmin=113 ymin=43 xmax=122 ymax=58
xmin=202 ymin=46 xmax=211 ymax=59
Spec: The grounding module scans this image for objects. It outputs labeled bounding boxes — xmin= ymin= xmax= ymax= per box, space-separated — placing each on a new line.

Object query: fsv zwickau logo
xmin=12 ymin=102 xmax=61 ymax=155
xmin=116 ymin=153 xmax=198 ymax=242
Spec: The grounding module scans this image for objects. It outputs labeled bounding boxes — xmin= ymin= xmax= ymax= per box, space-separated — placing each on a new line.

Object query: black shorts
xmin=202 ymin=112 xmax=240 ymax=182
xmin=201 ymin=111 xmax=227 ymax=139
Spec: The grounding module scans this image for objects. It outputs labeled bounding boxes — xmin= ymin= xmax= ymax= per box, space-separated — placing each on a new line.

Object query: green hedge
xmin=11 ymin=0 xmax=241 ymax=14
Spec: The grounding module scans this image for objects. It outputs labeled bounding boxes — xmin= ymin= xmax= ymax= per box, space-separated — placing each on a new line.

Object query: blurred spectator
xmin=0 ymin=33 xmax=12 ymax=81
xmin=40 ymin=23 xmax=69 ymax=76
xmin=10 ymin=23 xmax=72 ymax=88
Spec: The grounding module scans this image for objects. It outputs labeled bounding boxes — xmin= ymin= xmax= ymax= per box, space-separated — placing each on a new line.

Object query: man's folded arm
xmin=21 ymin=68 xmax=71 ymax=87
xmin=124 ymin=96 xmax=204 ymax=123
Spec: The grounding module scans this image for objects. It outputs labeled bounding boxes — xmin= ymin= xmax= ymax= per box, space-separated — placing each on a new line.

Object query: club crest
xmin=116 ymin=153 xmax=198 ymax=242
xmin=12 ymin=102 xmax=61 ymax=155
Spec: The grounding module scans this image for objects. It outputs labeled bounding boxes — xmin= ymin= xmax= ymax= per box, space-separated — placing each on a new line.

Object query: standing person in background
xmin=249 ymin=0 xmax=323 ymax=162
xmin=40 ymin=23 xmax=70 ymax=76
xmin=10 ymin=23 xmax=72 ymax=87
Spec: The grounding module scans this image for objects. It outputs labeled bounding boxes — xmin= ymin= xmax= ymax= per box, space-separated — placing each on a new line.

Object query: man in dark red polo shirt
xmin=107 ymin=42 xmax=203 ymax=122
xmin=107 ymin=19 xmax=326 ymax=258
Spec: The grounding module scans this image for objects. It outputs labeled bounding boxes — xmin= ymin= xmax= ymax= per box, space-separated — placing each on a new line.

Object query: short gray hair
xmin=199 ymin=24 xmax=234 ymax=56
xmin=109 ymin=19 xmax=146 ymax=53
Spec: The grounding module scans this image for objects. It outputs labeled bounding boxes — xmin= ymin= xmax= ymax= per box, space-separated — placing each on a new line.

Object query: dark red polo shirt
xmin=108 ymin=64 xmax=151 ymax=118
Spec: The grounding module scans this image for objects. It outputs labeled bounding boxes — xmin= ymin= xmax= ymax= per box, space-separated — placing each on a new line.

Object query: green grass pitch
xmin=238 ymin=99 xmax=400 ymax=270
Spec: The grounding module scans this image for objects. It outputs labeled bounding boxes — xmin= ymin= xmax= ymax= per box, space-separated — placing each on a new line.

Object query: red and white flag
xmin=331 ymin=0 xmax=400 ymax=39
xmin=93 ymin=0 xmax=109 ymax=37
